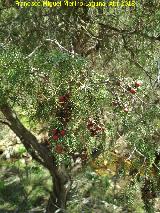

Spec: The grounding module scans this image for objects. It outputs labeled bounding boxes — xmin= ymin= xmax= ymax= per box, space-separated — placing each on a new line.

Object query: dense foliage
xmin=0 ymin=1 xmax=160 ymax=212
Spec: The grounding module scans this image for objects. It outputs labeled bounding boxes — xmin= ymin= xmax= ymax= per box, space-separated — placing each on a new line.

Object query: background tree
xmin=0 ymin=1 xmax=160 ymax=212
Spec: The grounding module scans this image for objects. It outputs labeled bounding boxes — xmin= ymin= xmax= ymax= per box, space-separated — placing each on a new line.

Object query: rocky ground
xmin=0 ymin=125 xmax=50 ymax=213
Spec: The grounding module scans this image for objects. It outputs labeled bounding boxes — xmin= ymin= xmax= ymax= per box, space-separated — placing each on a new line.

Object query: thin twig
xmin=45 ymin=39 xmax=78 ymax=57
xmin=25 ymin=44 xmax=42 ymax=59
xmin=99 ymin=23 xmax=160 ymax=42
xmin=126 ymin=147 xmax=136 ymax=161
xmin=153 ymin=163 xmax=160 ymax=171
xmin=119 ymin=84 xmax=147 ymax=104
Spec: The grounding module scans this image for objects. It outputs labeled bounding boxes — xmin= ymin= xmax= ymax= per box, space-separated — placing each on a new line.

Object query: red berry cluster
xmin=58 ymin=94 xmax=69 ymax=105
xmin=135 ymin=81 xmax=142 ymax=88
xmin=87 ymin=118 xmax=104 ymax=137
xmin=127 ymin=80 xmax=142 ymax=95
xmin=55 ymin=144 xmax=64 ymax=154
xmin=112 ymin=79 xmax=143 ymax=113
xmin=128 ymin=87 xmax=136 ymax=94
xmin=51 ymin=128 xmax=66 ymax=154
xmin=56 ymin=93 xmax=72 ymax=124
xmin=52 ymin=128 xmax=66 ymax=141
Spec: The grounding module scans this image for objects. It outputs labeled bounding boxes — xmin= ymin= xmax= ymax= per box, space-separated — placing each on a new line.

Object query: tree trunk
xmin=46 ymin=185 xmax=66 ymax=213
xmin=46 ymin=167 xmax=71 ymax=213
xmin=141 ymin=178 xmax=156 ymax=213
xmin=0 ymin=103 xmax=71 ymax=213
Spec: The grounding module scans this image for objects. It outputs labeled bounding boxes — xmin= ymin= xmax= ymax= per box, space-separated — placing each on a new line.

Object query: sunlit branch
xmin=25 ymin=44 xmax=42 ymax=59
xmin=45 ymin=38 xmax=78 ymax=57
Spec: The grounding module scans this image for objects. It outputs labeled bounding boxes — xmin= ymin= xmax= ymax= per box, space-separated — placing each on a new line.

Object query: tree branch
xmin=0 ymin=103 xmax=55 ymax=169
xmin=45 ymin=39 xmax=78 ymax=57
xmin=99 ymin=23 xmax=160 ymax=42
xmin=122 ymin=35 xmax=154 ymax=86
xmin=0 ymin=119 xmax=11 ymax=127
xmin=25 ymin=44 xmax=42 ymax=59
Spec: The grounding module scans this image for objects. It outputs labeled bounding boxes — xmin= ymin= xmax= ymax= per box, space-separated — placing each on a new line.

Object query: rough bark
xmin=0 ymin=103 xmax=71 ymax=212
xmin=46 ymin=168 xmax=71 ymax=213
xmin=141 ymin=178 xmax=156 ymax=212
